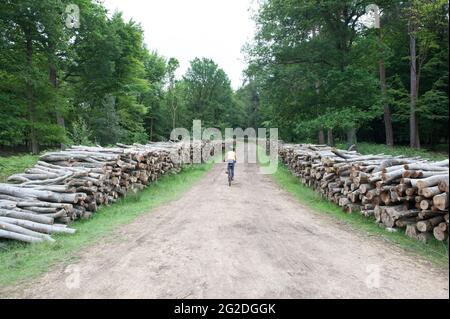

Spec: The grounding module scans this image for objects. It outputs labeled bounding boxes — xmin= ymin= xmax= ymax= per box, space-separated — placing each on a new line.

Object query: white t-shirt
xmin=226 ymin=151 xmax=236 ymax=162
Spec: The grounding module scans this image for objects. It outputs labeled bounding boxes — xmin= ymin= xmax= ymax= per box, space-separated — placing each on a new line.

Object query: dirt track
xmin=1 ymin=153 xmax=449 ymax=298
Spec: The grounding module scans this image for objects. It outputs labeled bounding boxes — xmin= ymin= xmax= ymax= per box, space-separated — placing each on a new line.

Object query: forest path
xmin=1 ymin=149 xmax=448 ymax=298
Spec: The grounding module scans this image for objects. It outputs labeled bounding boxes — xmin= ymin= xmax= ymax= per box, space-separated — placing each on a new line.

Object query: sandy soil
xmin=1 ymin=153 xmax=448 ymax=298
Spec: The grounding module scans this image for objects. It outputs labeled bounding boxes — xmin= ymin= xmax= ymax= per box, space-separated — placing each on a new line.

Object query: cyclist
xmin=225 ymin=146 xmax=237 ymax=180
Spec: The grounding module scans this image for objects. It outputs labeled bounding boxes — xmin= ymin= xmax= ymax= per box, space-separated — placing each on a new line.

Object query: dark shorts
xmin=227 ymin=161 xmax=235 ymax=177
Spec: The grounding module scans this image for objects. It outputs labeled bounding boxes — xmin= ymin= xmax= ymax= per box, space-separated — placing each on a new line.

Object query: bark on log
xmin=433 ymin=193 xmax=449 ymax=211
xmin=418 ymin=210 xmax=445 ymax=219
xmin=421 ymin=186 xmax=441 ymax=198
xmin=404 ymin=163 xmax=449 ymax=171
xmin=406 ymin=224 xmax=420 ymax=240
xmin=417 ymin=232 xmax=433 ymax=244
xmin=0 ymin=185 xmax=85 ymax=203
xmin=419 ymin=199 xmax=432 ymax=210
xmin=438 ymin=222 xmax=448 ymax=232
xmin=415 ymin=175 xmax=449 ymax=190
xmin=433 ymin=227 xmax=448 ymax=242
xmin=0 ymin=221 xmax=54 ymax=242
xmin=438 ymin=180 xmax=449 ymax=193
xmin=0 ymin=209 xmax=54 ymax=224
xmin=0 ymin=217 xmax=75 ymax=234
xmin=0 ymin=229 xmax=44 ymax=243
xmin=416 ymin=216 xmax=445 ymax=233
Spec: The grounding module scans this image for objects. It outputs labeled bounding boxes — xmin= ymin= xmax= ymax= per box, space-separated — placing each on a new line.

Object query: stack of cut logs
xmin=0 ymin=141 xmax=215 ymax=243
xmin=279 ymin=144 xmax=449 ymax=243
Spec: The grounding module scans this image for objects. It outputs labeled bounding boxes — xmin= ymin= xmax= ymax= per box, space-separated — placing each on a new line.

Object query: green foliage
xmin=0 ymin=0 xmax=172 ymax=149
xmin=68 ymin=117 xmax=93 ymax=146
xmin=245 ymin=0 xmax=449 ymax=147
xmin=234 ymin=81 xmax=259 ymax=129
xmin=1 ymin=0 xmax=447 ymax=150
xmin=181 ymin=58 xmax=239 ymax=130
xmin=381 ymin=0 xmax=449 ymax=146
xmin=245 ymin=0 xmax=381 ymax=142
xmin=0 ymin=0 xmax=248 ymax=149
xmin=66 ymin=10 xmax=153 ymax=145
xmin=0 ymin=0 xmax=71 ymax=150
xmin=142 ymin=51 xmax=168 ymax=141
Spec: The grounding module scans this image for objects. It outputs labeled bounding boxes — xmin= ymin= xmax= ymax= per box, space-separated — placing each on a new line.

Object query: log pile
xmin=279 ymin=144 xmax=449 ymax=243
xmin=0 ymin=141 xmax=213 ymax=243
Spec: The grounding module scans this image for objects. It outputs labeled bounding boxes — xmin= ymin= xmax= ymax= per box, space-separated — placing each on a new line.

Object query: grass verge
xmin=258 ymin=148 xmax=449 ymax=267
xmin=0 ymin=162 xmax=213 ymax=287
xmin=0 ymin=155 xmax=39 ymax=183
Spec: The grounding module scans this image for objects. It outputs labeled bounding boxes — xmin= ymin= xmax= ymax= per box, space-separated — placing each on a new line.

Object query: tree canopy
xmin=0 ymin=0 xmax=448 ymax=153
xmin=0 ymin=0 xmax=245 ymax=152
xmin=243 ymin=0 xmax=448 ymax=149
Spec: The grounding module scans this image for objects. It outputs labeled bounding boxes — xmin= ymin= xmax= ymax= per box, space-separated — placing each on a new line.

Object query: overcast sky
xmin=101 ymin=0 xmax=257 ymax=89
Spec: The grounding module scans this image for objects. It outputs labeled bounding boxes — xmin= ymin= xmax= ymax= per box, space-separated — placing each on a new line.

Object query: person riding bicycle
xmin=225 ymin=146 xmax=237 ymax=180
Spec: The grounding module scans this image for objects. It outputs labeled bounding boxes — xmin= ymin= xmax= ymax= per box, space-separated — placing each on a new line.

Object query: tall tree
xmin=407 ymin=0 xmax=448 ymax=148
xmin=182 ymin=58 xmax=236 ymax=129
xmin=0 ymin=0 xmax=69 ymax=153
xmin=247 ymin=0 xmax=380 ymax=144
xmin=371 ymin=3 xmax=394 ymax=146
xmin=142 ymin=51 xmax=167 ymax=141
xmin=166 ymin=58 xmax=180 ymax=130
xmin=408 ymin=1 xmax=420 ymax=148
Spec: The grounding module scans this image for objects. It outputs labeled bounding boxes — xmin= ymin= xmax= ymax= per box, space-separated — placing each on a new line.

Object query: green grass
xmin=258 ymin=149 xmax=449 ymax=267
xmin=336 ymin=142 xmax=448 ymax=161
xmin=0 ymin=162 xmax=213 ymax=287
xmin=0 ymin=154 xmax=39 ymax=183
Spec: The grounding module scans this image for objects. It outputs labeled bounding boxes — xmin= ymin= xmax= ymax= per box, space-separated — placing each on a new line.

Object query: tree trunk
xmin=170 ymin=89 xmax=177 ymax=131
xmin=415 ymin=126 xmax=421 ymax=148
xmin=318 ymin=127 xmax=325 ymax=144
xmin=433 ymin=226 xmax=448 ymax=242
xmin=433 ymin=193 xmax=449 ymax=211
xmin=0 ymin=216 xmax=76 ymax=235
xmin=0 ymin=229 xmax=44 ymax=244
xmin=0 ymin=221 xmax=54 ymax=242
xmin=409 ymin=21 xmax=420 ymax=149
xmin=0 ymin=209 xmax=54 ymax=224
xmin=346 ymin=128 xmax=356 ymax=149
xmin=150 ymin=117 xmax=154 ymax=141
xmin=315 ymin=80 xmax=325 ymax=145
xmin=50 ymin=64 xmax=66 ymax=150
xmin=415 ymin=175 xmax=449 ymax=190
xmin=379 ymin=28 xmax=394 ymax=147
xmin=26 ymin=31 xmax=38 ymax=154
xmin=327 ymin=129 xmax=334 ymax=146
xmin=172 ymin=108 xmax=176 ymax=131
xmin=417 ymin=216 xmax=445 ymax=233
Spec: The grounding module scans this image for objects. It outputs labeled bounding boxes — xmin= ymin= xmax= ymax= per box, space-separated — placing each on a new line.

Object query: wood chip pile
xmin=279 ymin=144 xmax=449 ymax=243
